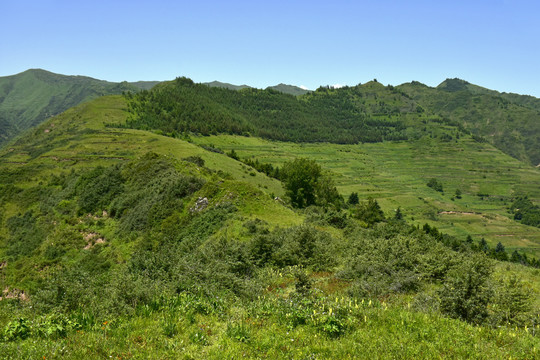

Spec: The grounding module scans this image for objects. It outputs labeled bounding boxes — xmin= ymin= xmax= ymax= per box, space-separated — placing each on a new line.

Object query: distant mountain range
xmin=2 ymin=69 xmax=540 ymax=166
xmin=0 ymin=70 xmax=311 ymax=147
xmin=203 ymin=81 xmax=310 ymax=96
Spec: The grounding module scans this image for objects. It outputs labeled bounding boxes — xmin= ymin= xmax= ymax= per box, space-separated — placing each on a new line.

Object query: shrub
xmin=427 ymin=178 xmax=443 ymax=192
xmin=351 ymin=198 xmax=385 ymax=226
xmin=438 ymin=255 xmax=493 ymax=324
xmin=3 ymin=318 xmax=31 ymax=341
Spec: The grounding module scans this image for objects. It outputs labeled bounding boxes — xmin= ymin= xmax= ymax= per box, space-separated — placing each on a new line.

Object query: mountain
xmin=0 ymin=76 xmax=539 ymax=357
xmin=437 ymin=78 xmax=540 ymax=111
xmin=267 ymin=83 xmax=310 ymax=96
xmin=204 ymin=80 xmax=309 ymax=96
xmin=204 ymin=80 xmax=251 ymax=91
xmin=398 ymin=78 xmax=540 ymax=166
xmin=124 ymin=77 xmax=418 ymax=144
xmin=0 ymin=69 xmax=157 ymax=147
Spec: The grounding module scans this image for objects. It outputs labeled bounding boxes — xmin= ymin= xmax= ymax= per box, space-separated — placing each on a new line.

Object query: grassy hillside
xmin=193 ymin=135 xmax=540 ymax=259
xmin=0 ymin=69 xmax=155 ymax=147
xmin=0 ymin=94 xmax=539 ymax=358
xmin=121 ymin=76 xmax=540 ymax=258
xmin=399 ymin=79 xmax=540 ymax=166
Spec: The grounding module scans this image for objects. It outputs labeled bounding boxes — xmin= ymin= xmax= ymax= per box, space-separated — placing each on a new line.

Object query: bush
xmin=438 ymin=255 xmax=493 ymax=324
xmin=2 ymin=318 xmax=31 ymax=341
xmin=351 ymin=198 xmax=385 ymax=226
xmin=427 ymin=178 xmax=443 ymax=192
xmin=250 ymin=225 xmax=337 ymax=270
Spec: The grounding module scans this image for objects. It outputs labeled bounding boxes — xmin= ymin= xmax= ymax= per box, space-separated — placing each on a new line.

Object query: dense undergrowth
xmin=0 ymin=153 xmax=539 ymax=358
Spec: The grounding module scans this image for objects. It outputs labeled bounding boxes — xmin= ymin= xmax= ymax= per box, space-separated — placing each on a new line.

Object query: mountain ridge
xmin=0 ymin=69 xmax=159 ymax=147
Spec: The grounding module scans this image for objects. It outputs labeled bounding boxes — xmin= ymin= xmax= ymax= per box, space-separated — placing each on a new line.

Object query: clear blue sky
xmin=1 ymin=0 xmax=539 ymax=96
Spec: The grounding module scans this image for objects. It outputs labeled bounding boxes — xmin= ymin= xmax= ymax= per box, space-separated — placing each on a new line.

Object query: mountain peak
xmin=437 ymin=78 xmax=470 ymax=92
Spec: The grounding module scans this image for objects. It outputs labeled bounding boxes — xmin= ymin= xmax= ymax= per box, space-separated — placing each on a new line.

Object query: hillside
xmin=398 ymin=79 xmax=540 ymax=166
xmin=119 ymin=77 xmax=540 ymax=258
xmin=123 ymin=77 xmax=428 ymax=144
xmin=0 ymin=88 xmax=539 ymax=357
xmin=0 ymin=69 xmax=156 ymax=147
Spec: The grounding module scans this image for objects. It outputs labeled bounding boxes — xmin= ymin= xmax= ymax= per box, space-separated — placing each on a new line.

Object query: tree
xmin=455 ymin=188 xmax=462 ymax=199
xmin=315 ymin=172 xmax=343 ymax=209
xmin=347 ymin=192 xmax=359 ymax=205
xmin=280 ymin=158 xmax=342 ymax=209
xmin=494 ymin=242 xmax=509 ymax=261
xmin=227 ymin=149 xmax=239 ymax=160
xmin=492 ymin=275 xmax=531 ymax=325
xmin=479 ymin=238 xmax=489 ymax=253
xmin=427 ymin=178 xmax=443 ymax=192
xmin=394 ymin=207 xmax=403 ymax=220
xmin=352 ymin=198 xmax=385 ymax=226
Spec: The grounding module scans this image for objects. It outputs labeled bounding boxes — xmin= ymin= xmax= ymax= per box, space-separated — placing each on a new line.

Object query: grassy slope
xmin=0 ymin=69 xmax=154 ymax=147
xmin=0 ymin=95 xmax=291 ymax=225
xmin=0 ymin=95 xmax=539 ymax=358
xmin=193 ymin=134 xmax=540 ymax=258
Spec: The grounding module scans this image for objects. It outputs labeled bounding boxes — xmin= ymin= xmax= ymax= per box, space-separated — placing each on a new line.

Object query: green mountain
xmin=0 ymin=77 xmax=539 ymax=357
xmin=0 ymin=69 xmax=156 ymax=147
xmin=204 ymin=80 xmax=251 ymax=91
xmin=398 ymin=79 xmax=540 ymax=166
xmin=204 ymin=80 xmax=309 ymax=96
xmin=267 ymin=83 xmax=310 ymax=96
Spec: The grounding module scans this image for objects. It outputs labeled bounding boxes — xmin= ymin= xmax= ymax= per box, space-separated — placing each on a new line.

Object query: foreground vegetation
xmin=0 ymin=151 xmax=538 ymax=358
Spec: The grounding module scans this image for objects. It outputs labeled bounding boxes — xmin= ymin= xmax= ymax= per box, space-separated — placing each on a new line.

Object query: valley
xmin=0 ymin=75 xmax=539 ymax=358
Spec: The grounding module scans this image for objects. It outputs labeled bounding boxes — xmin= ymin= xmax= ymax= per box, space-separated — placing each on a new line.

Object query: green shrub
xmin=3 ymin=318 xmax=31 ymax=341
xmin=351 ymin=198 xmax=385 ymax=226
xmin=6 ymin=211 xmax=46 ymax=259
xmin=76 ymin=165 xmax=124 ymax=215
xmin=438 ymin=255 xmax=493 ymax=324
xmin=250 ymin=225 xmax=337 ymax=270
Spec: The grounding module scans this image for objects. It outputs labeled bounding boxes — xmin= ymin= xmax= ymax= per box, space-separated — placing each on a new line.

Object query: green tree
xmin=427 ymin=178 xmax=443 ymax=192
xmin=347 ymin=192 xmax=359 ymax=205
xmin=281 ymin=158 xmax=322 ymax=208
xmin=394 ymin=207 xmax=403 ymax=220
xmin=280 ymin=158 xmax=341 ymax=209
xmin=492 ymin=275 xmax=531 ymax=325
xmin=494 ymin=242 xmax=509 ymax=261
xmin=351 ymin=198 xmax=385 ymax=226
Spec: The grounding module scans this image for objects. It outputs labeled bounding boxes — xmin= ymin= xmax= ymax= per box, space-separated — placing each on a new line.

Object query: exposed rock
xmin=190 ymin=197 xmax=209 ymax=212
xmin=1 ymin=287 xmax=28 ymax=301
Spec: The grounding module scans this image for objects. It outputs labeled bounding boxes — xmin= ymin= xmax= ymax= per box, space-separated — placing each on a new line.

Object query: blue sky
xmin=1 ymin=0 xmax=539 ymax=96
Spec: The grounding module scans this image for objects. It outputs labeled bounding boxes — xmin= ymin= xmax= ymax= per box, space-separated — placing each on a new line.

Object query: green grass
xmin=0 ymin=69 xmax=155 ymax=147
xmin=1 ymin=286 xmax=538 ymax=359
xmin=192 ymin=134 xmax=540 ymax=258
